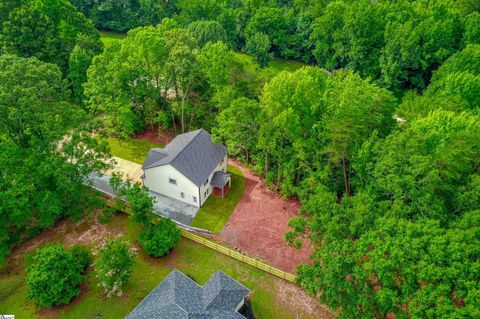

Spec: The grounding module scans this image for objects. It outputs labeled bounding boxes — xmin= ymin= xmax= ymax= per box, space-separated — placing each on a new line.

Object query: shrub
xmin=94 ymin=237 xmax=136 ymax=297
xmin=69 ymin=244 xmax=91 ymax=270
xmin=139 ymin=219 xmax=181 ymax=257
xmin=26 ymin=244 xmax=85 ymax=308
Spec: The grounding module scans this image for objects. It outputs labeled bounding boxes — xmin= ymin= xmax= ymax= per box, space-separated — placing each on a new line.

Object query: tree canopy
xmin=0 ymin=55 xmax=110 ymax=265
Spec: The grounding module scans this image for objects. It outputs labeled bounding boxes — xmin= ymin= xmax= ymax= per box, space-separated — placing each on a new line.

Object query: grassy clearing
xmin=192 ymin=165 xmax=245 ymax=234
xmin=99 ymin=31 xmax=126 ymax=47
xmin=0 ymin=214 xmax=319 ymax=319
xmin=234 ymin=52 xmax=306 ymax=77
xmin=106 ymin=137 xmax=163 ymax=164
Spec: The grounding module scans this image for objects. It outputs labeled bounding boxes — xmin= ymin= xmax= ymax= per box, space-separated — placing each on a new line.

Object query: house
xmin=126 ymin=269 xmax=250 ymax=319
xmin=142 ymin=129 xmax=231 ymax=207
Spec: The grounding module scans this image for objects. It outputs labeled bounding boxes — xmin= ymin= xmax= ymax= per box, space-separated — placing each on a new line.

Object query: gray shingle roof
xmin=142 ymin=129 xmax=227 ymax=187
xmin=126 ymin=269 xmax=249 ymax=319
xmin=210 ymin=171 xmax=231 ymax=188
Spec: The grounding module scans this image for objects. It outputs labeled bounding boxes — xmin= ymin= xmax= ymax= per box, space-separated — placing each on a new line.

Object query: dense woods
xmin=1 ymin=0 xmax=480 ymax=318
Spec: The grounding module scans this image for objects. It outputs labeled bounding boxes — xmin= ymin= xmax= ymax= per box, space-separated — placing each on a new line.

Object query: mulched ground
xmin=217 ymin=159 xmax=313 ymax=274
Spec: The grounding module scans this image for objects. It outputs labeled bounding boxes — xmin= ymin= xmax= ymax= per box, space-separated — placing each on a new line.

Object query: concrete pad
xmin=104 ymin=156 xmax=143 ymax=183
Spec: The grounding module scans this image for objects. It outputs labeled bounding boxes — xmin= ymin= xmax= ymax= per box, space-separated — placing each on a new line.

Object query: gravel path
xmin=218 ymin=159 xmax=313 ymax=273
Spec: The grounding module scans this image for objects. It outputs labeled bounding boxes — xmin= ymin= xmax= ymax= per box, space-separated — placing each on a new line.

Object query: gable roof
xmin=142 ymin=129 xmax=227 ymax=187
xmin=127 ymin=269 xmax=249 ymax=319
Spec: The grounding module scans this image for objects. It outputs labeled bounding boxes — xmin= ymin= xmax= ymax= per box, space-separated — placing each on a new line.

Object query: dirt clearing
xmin=218 ymin=159 xmax=313 ymax=273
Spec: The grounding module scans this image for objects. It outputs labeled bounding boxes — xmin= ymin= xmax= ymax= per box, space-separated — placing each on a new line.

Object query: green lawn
xmin=99 ymin=31 xmax=126 ymax=47
xmin=192 ymin=165 xmax=245 ymax=234
xmin=0 ymin=214 xmax=320 ymax=319
xmin=106 ymin=137 xmax=163 ymax=164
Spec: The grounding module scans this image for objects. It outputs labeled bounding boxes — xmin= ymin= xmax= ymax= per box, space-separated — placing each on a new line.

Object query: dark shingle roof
xmin=210 ymin=171 xmax=231 ymax=188
xmin=126 ymin=269 xmax=249 ymax=319
xmin=142 ymin=129 xmax=227 ymax=187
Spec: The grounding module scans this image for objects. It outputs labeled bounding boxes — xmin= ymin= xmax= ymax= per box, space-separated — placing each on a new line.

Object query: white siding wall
xmin=143 ymin=165 xmax=200 ymax=207
xmin=199 ymin=155 xmax=228 ymax=206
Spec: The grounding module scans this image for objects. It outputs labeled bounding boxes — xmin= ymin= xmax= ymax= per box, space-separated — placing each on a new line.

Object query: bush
xmin=69 ymin=244 xmax=91 ymax=271
xmin=94 ymin=237 xmax=136 ymax=297
xmin=139 ymin=219 xmax=181 ymax=257
xmin=26 ymin=244 xmax=85 ymax=308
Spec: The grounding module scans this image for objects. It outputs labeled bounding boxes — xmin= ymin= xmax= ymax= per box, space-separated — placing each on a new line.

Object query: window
xmin=193 ymin=196 xmax=197 ymax=203
xmin=204 ymin=178 xmax=209 ymax=186
xmin=169 ymin=178 xmax=177 ymax=185
xmin=180 ymin=192 xmax=184 ymax=199
xmin=204 ymin=191 xmax=207 ymax=197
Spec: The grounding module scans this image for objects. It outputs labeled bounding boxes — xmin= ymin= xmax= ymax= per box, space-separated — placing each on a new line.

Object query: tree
xmin=257 ymin=67 xmax=327 ymax=195
xmin=245 ymin=7 xmax=294 ymax=58
xmin=0 ymin=55 xmax=111 ymax=265
xmin=187 ymin=20 xmax=228 ymax=48
xmin=463 ymin=13 xmax=480 ymax=45
xmin=165 ymin=28 xmax=199 ymax=133
xmin=94 ymin=237 xmax=136 ymax=297
xmin=26 ymin=245 xmax=86 ymax=308
xmin=380 ymin=0 xmax=463 ymax=90
xmin=372 ymin=110 xmax=480 ymax=221
xmin=214 ymin=97 xmax=260 ymax=162
xmin=246 ymin=32 xmax=271 ymax=68
xmin=110 ymin=175 xmax=154 ymax=225
xmin=322 ymin=70 xmax=396 ymax=196
xmin=288 ymin=110 xmax=480 ymax=318
xmin=139 ymin=219 xmax=181 ymax=257
xmin=196 ymin=41 xmax=234 ymax=92
xmin=0 ymin=5 xmax=58 ymax=64
xmin=68 ymin=35 xmax=102 ymax=105
xmin=310 ymin=0 xmax=387 ymax=79
xmin=1 ymin=0 xmax=102 ymax=74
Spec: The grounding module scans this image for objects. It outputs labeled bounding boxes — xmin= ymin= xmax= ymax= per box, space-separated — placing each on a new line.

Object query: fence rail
xmin=180 ymin=230 xmax=297 ymax=283
xmin=97 ymin=188 xmax=296 ymax=283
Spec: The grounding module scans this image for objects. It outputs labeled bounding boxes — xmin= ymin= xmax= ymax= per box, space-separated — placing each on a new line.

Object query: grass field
xmin=0 ymin=214 xmax=319 ymax=319
xmin=99 ymin=31 xmax=126 ymax=47
xmin=192 ymin=165 xmax=245 ymax=234
xmin=106 ymin=137 xmax=163 ymax=164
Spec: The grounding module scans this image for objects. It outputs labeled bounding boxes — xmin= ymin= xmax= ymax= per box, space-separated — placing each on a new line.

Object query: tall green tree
xmin=213 ymin=97 xmax=261 ymax=162
xmin=380 ymin=0 xmax=463 ymax=90
xmin=187 ymin=20 xmax=228 ymax=48
xmin=0 ymin=55 xmax=110 ymax=265
xmin=322 ymin=70 xmax=396 ymax=196
xmin=257 ymin=67 xmax=327 ymax=195
xmin=246 ymin=32 xmax=271 ymax=67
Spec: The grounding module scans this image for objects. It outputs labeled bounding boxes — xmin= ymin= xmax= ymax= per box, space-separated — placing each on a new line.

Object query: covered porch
xmin=210 ymin=171 xmax=232 ymax=198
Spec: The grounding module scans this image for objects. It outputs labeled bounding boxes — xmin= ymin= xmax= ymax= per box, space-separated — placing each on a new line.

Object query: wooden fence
xmin=180 ymin=230 xmax=297 ymax=283
xmin=102 ymin=192 xmax=297 ymax=283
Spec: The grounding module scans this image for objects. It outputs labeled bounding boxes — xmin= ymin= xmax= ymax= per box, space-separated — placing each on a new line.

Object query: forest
xmin=0 ymin=0 xmax=479 ymax=318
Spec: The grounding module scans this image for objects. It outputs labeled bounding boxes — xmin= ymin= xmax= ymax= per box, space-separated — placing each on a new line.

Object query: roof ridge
xmin=169 ymin=129 xmax=206 ymax=163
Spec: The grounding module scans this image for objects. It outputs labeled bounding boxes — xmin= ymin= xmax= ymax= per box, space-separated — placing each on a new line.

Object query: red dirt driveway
xmin=218 ymin=159 xmax=313 ymax=273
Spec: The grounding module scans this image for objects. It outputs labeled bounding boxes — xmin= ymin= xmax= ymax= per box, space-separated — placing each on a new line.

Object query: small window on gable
xmin=193 ymin=196 xmax=197 ymax=203
xmin=180 ymin=192 xmax=184 ymax=198
xmin=169 ymin=178 xmax=177 ymax=185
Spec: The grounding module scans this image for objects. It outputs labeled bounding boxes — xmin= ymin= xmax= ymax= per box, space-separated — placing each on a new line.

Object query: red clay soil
xmin=134 ymin=126 xmax=175 ymax=145
xmin=217 ymin=159 xmax=313 ymax=274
